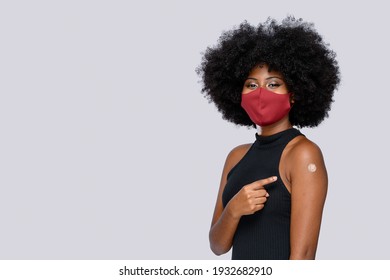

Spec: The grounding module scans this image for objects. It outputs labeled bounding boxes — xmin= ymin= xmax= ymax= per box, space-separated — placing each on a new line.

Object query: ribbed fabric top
xmin=222 ymin=128 xmax=303 ymax=260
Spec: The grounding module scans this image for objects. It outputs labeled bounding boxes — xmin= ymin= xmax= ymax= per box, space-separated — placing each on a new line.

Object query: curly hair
xmin=196 ymin=16 xmax=340 ymax=128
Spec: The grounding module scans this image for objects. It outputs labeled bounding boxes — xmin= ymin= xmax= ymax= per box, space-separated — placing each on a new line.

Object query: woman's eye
xmin=246 ymin=83 xmax=258 ymax=89
xmin=268 ymin=82 xmax=280 ymax=89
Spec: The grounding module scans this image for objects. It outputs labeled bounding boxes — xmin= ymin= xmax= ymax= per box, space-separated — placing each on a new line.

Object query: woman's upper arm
xmin=289 ymin=140 xmax=328 ymax=259
xmin=210 ymin=144 xmax=251 ymax=227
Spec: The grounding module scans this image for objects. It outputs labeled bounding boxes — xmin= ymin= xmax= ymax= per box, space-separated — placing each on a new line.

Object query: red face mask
xmin=241 ymin=87 xmax=292 ymax=127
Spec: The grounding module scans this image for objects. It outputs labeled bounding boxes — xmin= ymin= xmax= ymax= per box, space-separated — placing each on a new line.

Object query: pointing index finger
xmin=250 ymin=176 xmax=278 ymax=189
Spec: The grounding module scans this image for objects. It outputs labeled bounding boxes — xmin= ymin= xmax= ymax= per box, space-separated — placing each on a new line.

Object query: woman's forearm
xmin=209 ymin=204 xmax=241 ymax=255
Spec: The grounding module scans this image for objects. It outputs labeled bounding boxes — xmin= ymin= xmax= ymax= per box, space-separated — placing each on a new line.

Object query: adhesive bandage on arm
xmin=307 ymin=163 xmax=317 ymax=173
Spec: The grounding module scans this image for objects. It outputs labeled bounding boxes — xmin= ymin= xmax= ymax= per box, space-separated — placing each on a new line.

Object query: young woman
xmin=197 ymin=17 xmax=340 ymax=260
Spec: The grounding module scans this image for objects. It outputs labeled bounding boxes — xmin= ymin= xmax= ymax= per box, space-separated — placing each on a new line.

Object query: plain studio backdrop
xmin=0 ymin=0 xmax=389 ymax=259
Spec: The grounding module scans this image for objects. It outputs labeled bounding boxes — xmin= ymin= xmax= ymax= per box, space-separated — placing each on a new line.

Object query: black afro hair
xmin=196 ymin=16 xmax=340 ymax=128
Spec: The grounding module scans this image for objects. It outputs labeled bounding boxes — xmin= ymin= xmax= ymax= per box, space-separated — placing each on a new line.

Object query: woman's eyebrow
xmin=266 ymin=76 xmax=283 ymax=80
xmin=246 ymin=76 xmax=283 ymax=81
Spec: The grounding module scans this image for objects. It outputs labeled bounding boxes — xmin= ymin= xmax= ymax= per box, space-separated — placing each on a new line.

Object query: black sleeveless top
xmin=222 ymin=128 xmax=303 ymax=260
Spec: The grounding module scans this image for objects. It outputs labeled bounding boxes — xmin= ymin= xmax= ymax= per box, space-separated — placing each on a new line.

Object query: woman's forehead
xmin=247 ymin=64 xmax=283 ymax=78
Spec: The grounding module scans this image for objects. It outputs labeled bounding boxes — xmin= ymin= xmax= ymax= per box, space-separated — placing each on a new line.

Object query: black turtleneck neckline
xmin=255 ymin=127 xmax=298 ymax=146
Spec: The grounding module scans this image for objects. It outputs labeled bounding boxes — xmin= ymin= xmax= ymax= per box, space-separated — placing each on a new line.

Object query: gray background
xmin=0 ymin=0 xmax=389 ymax=259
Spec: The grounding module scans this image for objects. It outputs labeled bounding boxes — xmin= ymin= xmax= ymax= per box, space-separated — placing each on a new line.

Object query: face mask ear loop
xmin=289 ymin=93 xmax=295 ymax=107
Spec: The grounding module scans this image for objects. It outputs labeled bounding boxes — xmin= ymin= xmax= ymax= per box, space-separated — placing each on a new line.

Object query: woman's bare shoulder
xmin=288 ymin=136 xmax=324 ymax=161
xmin=224 ymin=143 xmax=252 ymax=172
xmin=285 ymin=135 xmax=326 ymax=179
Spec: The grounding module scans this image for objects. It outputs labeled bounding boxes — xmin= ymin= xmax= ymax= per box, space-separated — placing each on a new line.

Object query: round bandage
xmin=308 ymin=163 xmax=317 ymax=173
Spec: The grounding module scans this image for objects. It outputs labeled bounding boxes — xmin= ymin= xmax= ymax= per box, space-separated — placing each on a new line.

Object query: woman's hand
xmin=226 ymin=176 xmax=277 ymax=219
